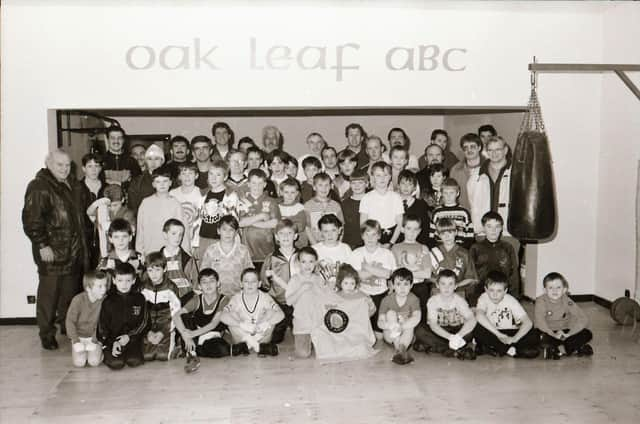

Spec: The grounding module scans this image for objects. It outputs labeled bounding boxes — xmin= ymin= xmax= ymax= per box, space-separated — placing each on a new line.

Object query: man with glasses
xmin=450 ymin=133 xmax=483 ymax=212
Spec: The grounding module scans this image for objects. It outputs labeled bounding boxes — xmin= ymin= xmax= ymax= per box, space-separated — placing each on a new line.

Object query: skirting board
xmin=0 ymin=295 xmax=613 ymax=325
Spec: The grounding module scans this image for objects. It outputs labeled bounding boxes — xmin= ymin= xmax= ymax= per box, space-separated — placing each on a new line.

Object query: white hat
xmin=145 ymin=144 xmax=165 ymax=160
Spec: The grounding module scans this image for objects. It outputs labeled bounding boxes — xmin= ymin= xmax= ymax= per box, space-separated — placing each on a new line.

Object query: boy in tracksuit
xmin=98 ymin=262 xmax=149 ymax=370
xmin=141 ymin=251 xmax=182 ymax=361
xmin=261 ymin=219 xmax=300 ymax=344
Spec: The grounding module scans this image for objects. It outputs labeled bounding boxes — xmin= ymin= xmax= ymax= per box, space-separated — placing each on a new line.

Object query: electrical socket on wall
xmin=27 ymin=295 xmax=36 ymax=304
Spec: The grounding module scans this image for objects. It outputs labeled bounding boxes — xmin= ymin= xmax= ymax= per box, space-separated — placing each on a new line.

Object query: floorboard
xmin=1 ymin=302 xmax=639 ymax=423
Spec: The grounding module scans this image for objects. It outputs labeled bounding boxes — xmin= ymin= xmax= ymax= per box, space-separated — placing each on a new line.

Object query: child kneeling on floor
xmin=535 ymin=272 xmax=594 ymax=359
xmin=414 ymin=269 xmax=477 ymax=360
xmin=474 ymin=271 xmax=540 ymax=358
xmin=66 ymin=271 xmax=109 ymax=367
xmin=220 ymin=268 xmax=284 ymax=356
xmin=377 ymin=268 xmax=421 ymax=365
xmin=174 ymin=268 xmax=231 ymax=374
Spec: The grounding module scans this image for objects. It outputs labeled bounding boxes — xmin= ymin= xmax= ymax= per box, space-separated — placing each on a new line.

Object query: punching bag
xmin=508 ymin=85 xmax=557 ymax=241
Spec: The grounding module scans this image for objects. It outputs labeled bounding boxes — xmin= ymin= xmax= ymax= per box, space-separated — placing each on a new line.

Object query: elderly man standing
xmin=22 ymin=149 xmax=88 ymax=350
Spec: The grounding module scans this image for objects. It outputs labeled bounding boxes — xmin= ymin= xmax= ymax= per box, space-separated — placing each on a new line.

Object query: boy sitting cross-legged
xmin=98 ymin=262 xmax=149 ymax=370
xmin=220 ymin=268 xmax=285 ymax=356
xmin=414 ymin=269 xmax=477 ymax=360
xmin=377 ymin=268 xmax=421 ymax=365
xmin=474 ymin=271 xmax=540 ymax=358
xmin=174 ymin=268 xmax=231 ymax=374
xmin=535 ymin=272 xmax=593 ymax=360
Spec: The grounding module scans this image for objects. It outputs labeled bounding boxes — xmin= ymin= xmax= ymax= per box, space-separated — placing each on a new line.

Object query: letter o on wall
xmin=125 ymin=45 xmax=156 ymax=70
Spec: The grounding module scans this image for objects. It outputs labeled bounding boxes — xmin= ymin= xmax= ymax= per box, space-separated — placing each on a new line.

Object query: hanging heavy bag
xmin=508 ymin=80 xmax=557 ymax=241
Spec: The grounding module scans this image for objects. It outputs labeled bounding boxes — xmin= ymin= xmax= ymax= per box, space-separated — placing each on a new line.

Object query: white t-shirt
xmin=359 ymin=190 xmax=404 ymax=229
xmin=313 ymin=242 xmax=353 ymax=267
xmin=349 ymin=246 xmax=397 ymax=296
xmin=476 ymin=293 xmax=527 ymax=330
xmin=427 ymin=293 xmax=473 ymax=328
xmin=223 ymin=291 xmax=281 ymax=325
xmin=169 ymin=186 xmax=204 ymax=209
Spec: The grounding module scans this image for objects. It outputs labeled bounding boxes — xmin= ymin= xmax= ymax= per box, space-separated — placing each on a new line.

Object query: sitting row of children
xmin=66 ymin=217 xmax=593 ymax=371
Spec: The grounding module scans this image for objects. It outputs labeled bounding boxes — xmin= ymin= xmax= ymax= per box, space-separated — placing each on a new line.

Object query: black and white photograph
xmin=1 ymin=1 xmax=639 ymax=423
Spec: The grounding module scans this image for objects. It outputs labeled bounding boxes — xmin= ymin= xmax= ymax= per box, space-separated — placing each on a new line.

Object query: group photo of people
xmin=22 ymin=119 xmax=593 ymax=374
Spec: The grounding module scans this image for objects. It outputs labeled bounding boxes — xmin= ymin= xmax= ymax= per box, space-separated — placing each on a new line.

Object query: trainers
xmin=402 ymin=350 xmax=415 ymax=365
xmin=184 ymin=353 xmax=200 ymax=374
xmin=576 ymin=344 xmax=594 ymax=357
xmin=392 ymin=352 xmax=406 ymax=365
xmin=443 ymin=348 xmax=456 ymax=358
xmin=231 ymin=342 xmax=250 ymax=356
xmin=258 ymin=343 xmax=279 ymax=357
xmin=543 ymin=346 xmax=561 ymax=360
xmin=455 ymin=346 xmax=476 ymax=361
xmin=413 ymin=341 xmax=426 ymax=353
xmin=517 ymin=348 xmax=540 ymax=359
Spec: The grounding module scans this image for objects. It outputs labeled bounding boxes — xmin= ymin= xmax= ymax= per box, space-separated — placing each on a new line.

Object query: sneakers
xmin=576 ymin=344 xmax=594 ymax=357
xmin=474 ymin=344 xmax=498 ymax=357
xmin=543 ymin=346 xmax=561 ymax=360
xmin=257 ymin=343 xmax=279 ymax=357
xmin=184 ymin=353 xmax=201 ymax=374
xmin=41 ymin=336 xmax=59 ymax=350
xmin=453 ymin=346 xmax=476 ymax=361
xmin=517 ymin=347 xmax=540 ymax=359
xmin=413 ymin=341 xmax=426 ymax=353
xmin=391 ymin=346 xmax=415 ymax=365
xmin=231 ymin=342 xmax=250 ymax=356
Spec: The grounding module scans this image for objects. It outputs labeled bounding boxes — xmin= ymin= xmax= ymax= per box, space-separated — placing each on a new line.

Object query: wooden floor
xmin=1 ymin=302 xmax=639 ymax=423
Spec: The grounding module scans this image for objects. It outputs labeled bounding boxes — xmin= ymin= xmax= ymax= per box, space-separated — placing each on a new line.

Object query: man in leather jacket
xmin=22 ymin=149 xmax=88 ymax=350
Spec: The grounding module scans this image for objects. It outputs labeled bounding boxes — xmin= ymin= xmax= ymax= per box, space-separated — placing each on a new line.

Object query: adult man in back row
xmin=22 ymin=149 xmax=88 ymax=350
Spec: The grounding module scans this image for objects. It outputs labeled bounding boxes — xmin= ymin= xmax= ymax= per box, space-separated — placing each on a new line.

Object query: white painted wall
xmin=595 ymin=4 xmax=640 ymax=302
xmin=1 ymin=2 xmax=624 ymax=317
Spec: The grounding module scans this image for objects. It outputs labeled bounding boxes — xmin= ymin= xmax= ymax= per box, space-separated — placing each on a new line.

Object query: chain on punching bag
xmin=507 ymin=71 xmax=557 ymax=241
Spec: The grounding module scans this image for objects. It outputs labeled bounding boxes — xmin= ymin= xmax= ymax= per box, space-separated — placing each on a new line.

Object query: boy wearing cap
xmin=136 ymin=166 xmax=191 ymax=256
xmin=341 ymin=168 xmax=368 ymax=249
xmin=127 ymin=144 xmax=166 ymax=214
